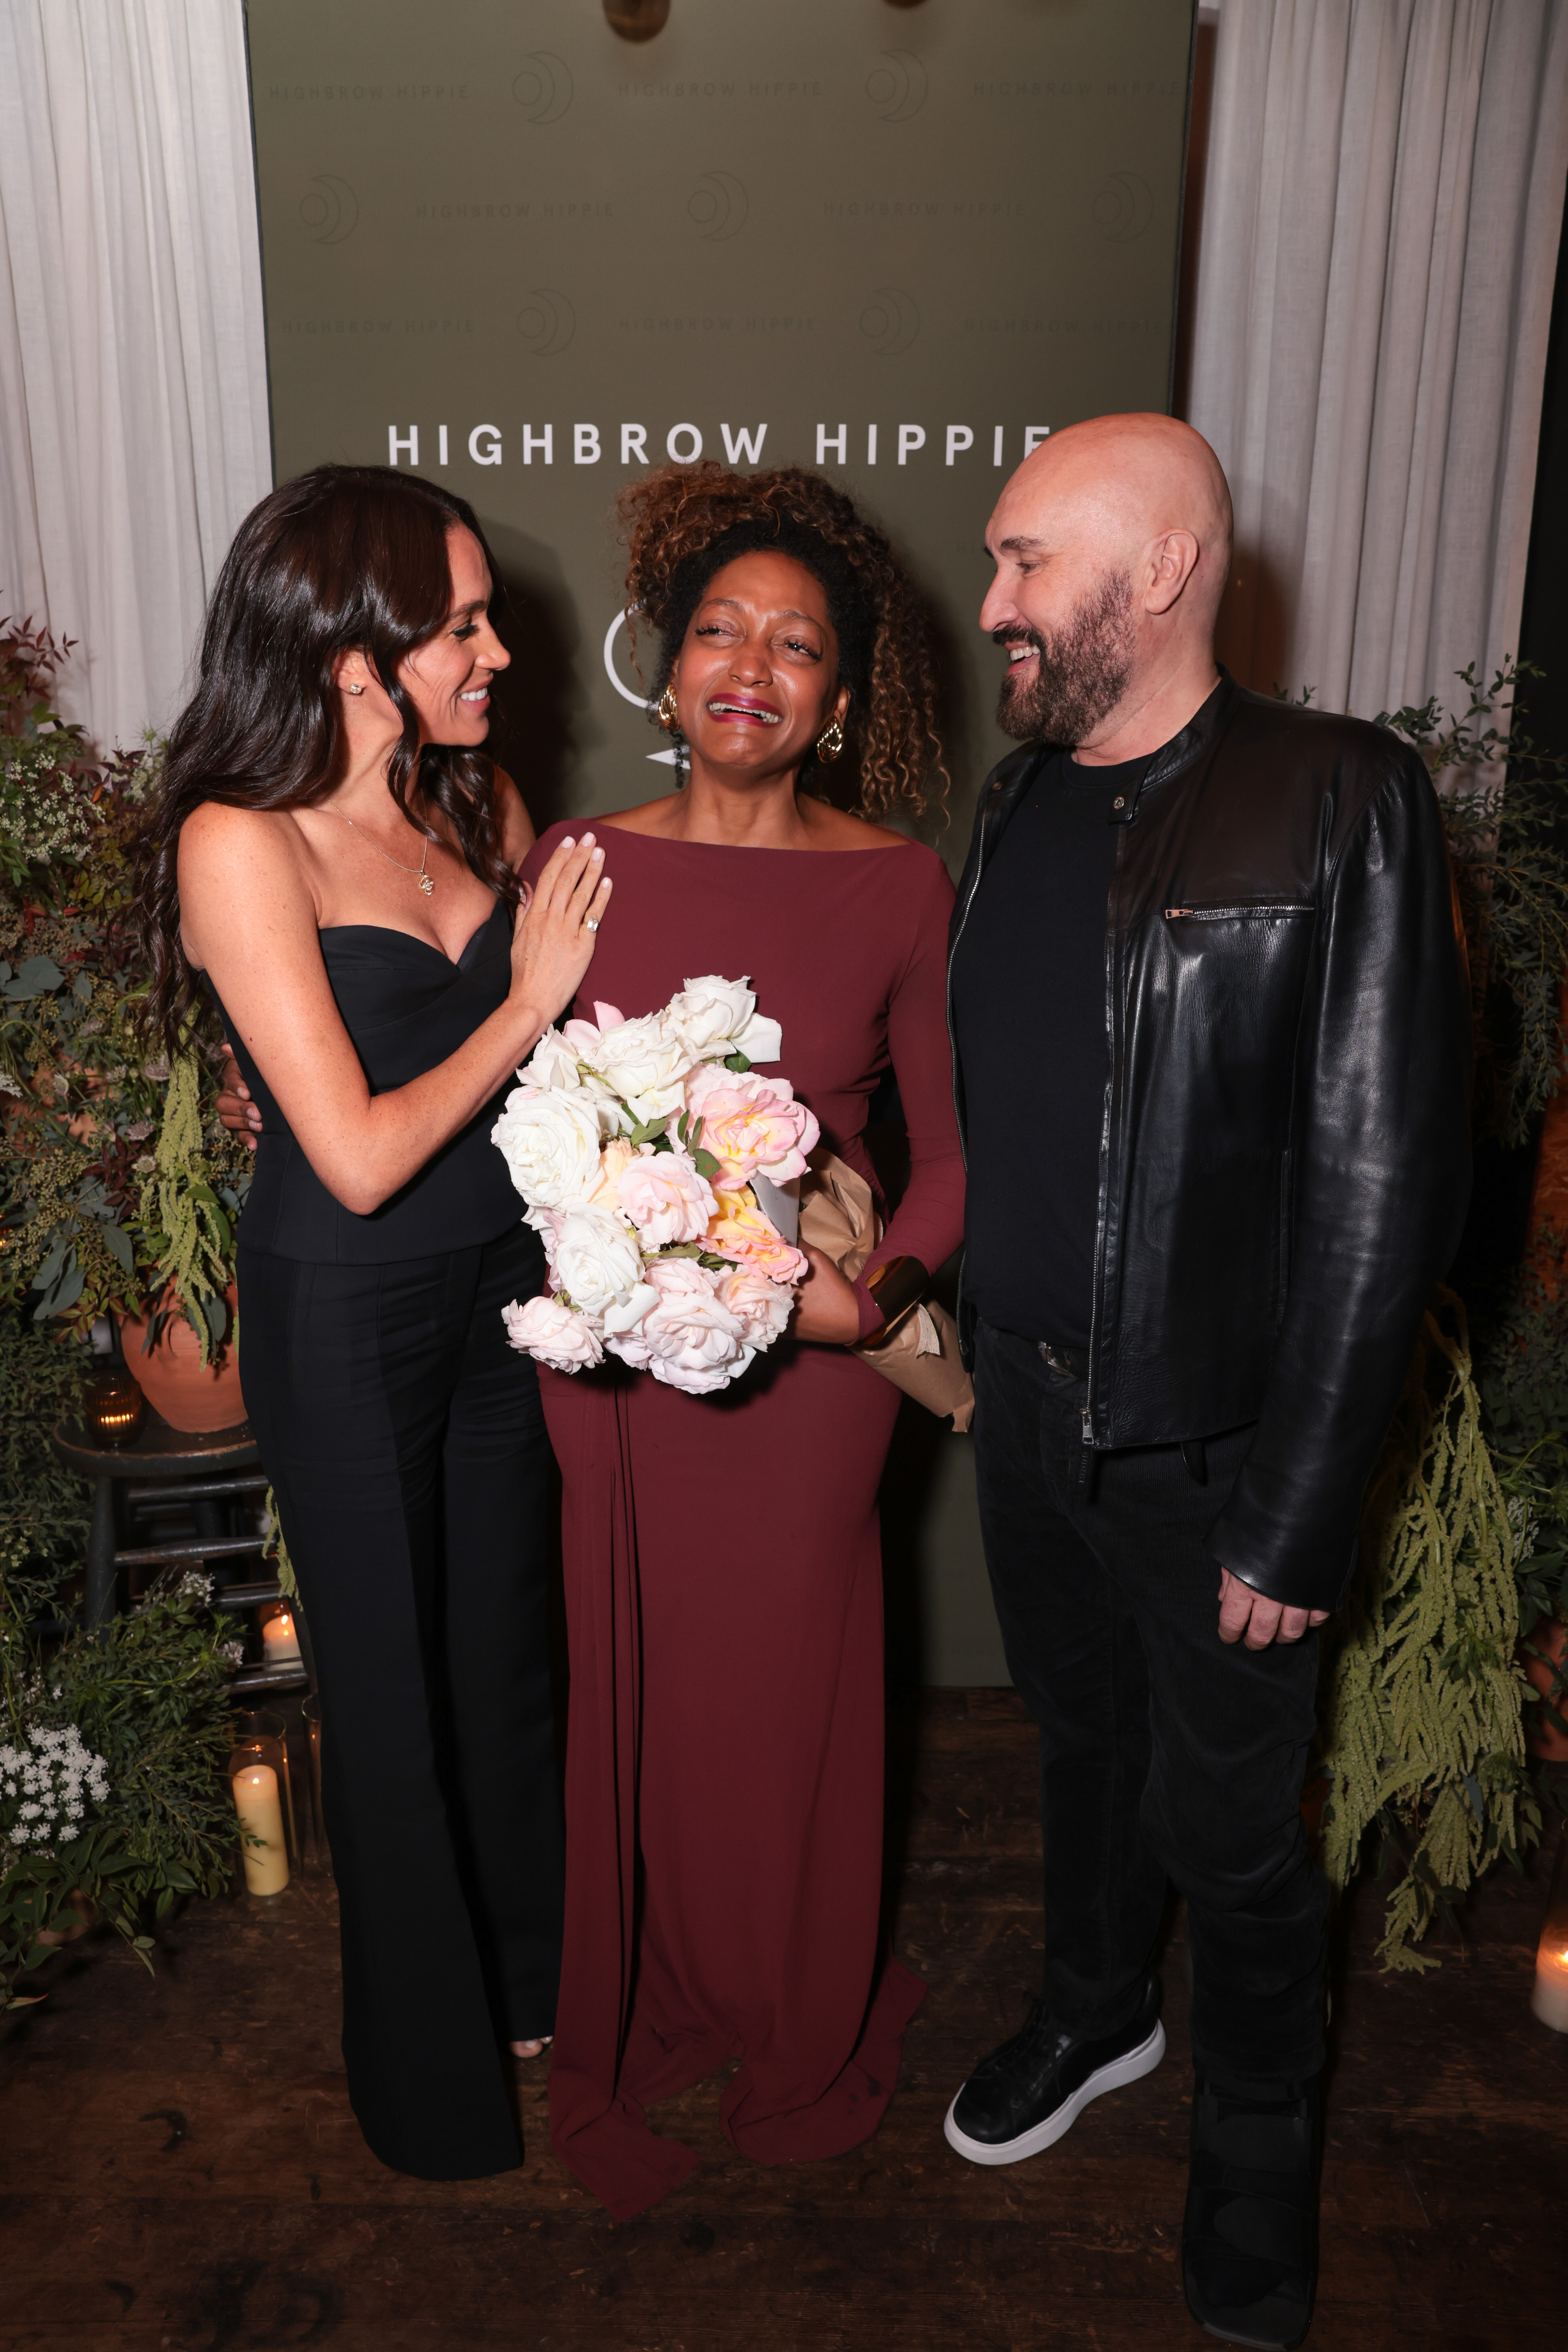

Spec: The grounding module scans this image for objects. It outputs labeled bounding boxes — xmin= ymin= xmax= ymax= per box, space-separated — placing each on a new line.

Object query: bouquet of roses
xmin=492 ymin=976 xmax=819 ymax=1395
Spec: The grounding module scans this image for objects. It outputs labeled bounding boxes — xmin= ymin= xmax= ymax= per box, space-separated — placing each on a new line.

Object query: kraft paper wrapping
xmin=797 ymin=1152 xmax=974 ymax=1432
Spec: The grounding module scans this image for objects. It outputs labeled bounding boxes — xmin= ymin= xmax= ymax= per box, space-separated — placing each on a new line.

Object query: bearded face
xmin=994 ymin=569 xmax=1139 ymax=746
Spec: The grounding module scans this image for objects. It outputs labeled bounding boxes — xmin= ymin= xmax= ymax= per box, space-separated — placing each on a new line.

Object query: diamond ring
xmin=584 ymin=916 xmax=599 ymax=933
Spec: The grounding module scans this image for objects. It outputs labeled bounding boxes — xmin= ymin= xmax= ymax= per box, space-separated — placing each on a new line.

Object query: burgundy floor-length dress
xmin=517 ymin=820 xmax=965 ymax=2220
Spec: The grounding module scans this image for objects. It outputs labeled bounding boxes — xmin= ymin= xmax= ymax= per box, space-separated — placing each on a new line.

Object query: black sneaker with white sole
xmin=943 ymin=1974 xmax=1165 ymax=2165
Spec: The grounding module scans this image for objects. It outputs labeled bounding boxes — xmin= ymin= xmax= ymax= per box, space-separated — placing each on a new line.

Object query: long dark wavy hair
xmin=130 ymin=464 xmax=516 ymax=1053
xmin=619 ymin=463 xmax=946 ymax=819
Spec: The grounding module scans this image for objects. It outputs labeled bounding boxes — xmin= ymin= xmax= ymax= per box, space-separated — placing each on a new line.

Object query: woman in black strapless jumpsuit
xmin=215 ymin=911 xmax=557 ymax=2179
xmin=132 ymin=466 xmax=614 ymax=2180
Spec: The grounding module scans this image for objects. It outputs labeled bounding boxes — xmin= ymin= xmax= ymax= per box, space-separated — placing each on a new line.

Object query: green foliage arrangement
xmin=0 ymin=613 xmax=248 ymax=1342
xmin=0 ymin=1310 xmax=92 ymax=1586
xmin=0 ymin=1541 xmax=242 ymax=2013
xmin=1318 ymin=1297 xmax=1536 ymax=1970
xmin=1379 ymin=658 xmax=1568 ymax=1149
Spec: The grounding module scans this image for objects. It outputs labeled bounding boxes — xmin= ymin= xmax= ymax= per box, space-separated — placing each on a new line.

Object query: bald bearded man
xmin=943 ymin=415 xmax=1470 ymax=2348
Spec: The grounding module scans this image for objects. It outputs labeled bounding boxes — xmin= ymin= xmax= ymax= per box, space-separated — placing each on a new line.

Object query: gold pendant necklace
xmin=334 ymin=810 xmax=435 ymax=895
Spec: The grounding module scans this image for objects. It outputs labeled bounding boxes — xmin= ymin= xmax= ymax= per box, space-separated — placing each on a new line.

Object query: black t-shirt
xmin=951 ymin=747 xmax=1152 ymax=1351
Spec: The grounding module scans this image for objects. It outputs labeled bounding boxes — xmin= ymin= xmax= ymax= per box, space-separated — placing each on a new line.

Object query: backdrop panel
xmin=243 ymin=0 xmax=1195 ymax=1681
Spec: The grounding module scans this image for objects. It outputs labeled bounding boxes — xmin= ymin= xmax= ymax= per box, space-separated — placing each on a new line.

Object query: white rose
xmin=502 ymin=1293 xmax=604 ymax=1374
xmin=607 ymin=1255 xmax=753 ymax=1394
xmin=520 ymin=1025 xmax=583 ymax=1091
xmin=584 ymin=1010 xmax=694 ymax=1128
xmin=491 ymin=1085 xmax=605 ymax=1209
xmin=717 ymin=1264 xmax=795 ymax=1349
xmin=665 ymin=974 xmax=783 ymax=1069
xmin=552 ymin=1206 xmax=646 ymax=1319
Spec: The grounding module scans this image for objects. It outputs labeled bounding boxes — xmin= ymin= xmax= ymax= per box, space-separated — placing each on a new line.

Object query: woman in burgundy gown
xmin=518 ymin=465 xmax=964 ymax=2220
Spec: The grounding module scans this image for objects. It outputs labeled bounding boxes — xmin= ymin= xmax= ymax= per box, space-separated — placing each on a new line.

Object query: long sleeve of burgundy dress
xmin=517 ymin=822 xmax=965 ymax=2221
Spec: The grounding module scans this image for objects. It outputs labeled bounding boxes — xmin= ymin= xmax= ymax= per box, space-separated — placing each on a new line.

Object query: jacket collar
xmin=980 ymin=666 xmax=1236 ymax=832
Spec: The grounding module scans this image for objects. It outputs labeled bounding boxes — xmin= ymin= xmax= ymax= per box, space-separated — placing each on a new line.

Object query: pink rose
xmin=718 ymin=1263 xmax=797 ymax=1348
xmin=615 ymin=1145 xmax=718 ymax=1248
xmin=606 ymin=1256 xmax=753 ymax=1394
xmin=705 ymin=1185 xmax=810 ymax=1285
xmin=685 ymin=1063 xmax=820 ymax=1184
xmin=502 ymin=1293 xmax=604 ymax=1373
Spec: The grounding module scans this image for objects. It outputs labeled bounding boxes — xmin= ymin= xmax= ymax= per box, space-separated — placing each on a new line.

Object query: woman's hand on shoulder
xmin=507 ymin=830 xmax=613 ymax=1030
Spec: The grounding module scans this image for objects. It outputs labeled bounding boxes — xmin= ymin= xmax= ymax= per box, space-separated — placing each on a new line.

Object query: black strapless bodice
xmin=215 ymin=901 xmax=532 ymax=1265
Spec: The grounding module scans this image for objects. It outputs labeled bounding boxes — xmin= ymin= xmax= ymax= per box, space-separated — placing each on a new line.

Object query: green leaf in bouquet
xmin=692 ymin=1146 xmax=721 ymax=1181
xmin=655 ymin=1243 xmax=701 ymax=1261
xmin=697 ymin=1250 xmax=738 ymax=1273
xmin=722 ymin=1053 xmax=752 ymax=1073
xmin=626 ymin=1113 xmax=670 ymax=1147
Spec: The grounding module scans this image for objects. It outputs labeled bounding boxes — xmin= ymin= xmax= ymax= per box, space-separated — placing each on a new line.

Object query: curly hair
xmin=128 ymin=465 xmax=518 ymax=1055
xmin=618 ymin=463 xmax=946 ymax=820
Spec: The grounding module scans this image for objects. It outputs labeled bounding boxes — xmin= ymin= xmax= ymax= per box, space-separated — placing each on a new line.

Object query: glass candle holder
xmin=83 ymin=1367 xmax=145 ymax=1448
xmin=228 ymin=1707 xmax=298 ymax=1866
xmin=1531 ymin=1826 xmax=1568 ymax=2035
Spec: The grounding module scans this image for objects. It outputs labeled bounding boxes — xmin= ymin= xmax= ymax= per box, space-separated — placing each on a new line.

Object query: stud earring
xmin=656 ymin=682 xmax=680 ymax=733
xmin=346 ymin=682 xmax=365 ymax=695
xmin=815 ymin=716 xmax=845 ymax=763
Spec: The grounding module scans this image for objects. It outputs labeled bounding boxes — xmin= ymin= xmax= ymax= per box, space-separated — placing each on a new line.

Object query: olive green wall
xmin=244 ymin=0 xmax=1194 ymax=1682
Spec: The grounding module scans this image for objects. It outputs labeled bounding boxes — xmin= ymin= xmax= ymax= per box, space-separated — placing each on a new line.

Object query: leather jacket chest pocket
xmin=1159 ymin=899 xmax=1318 ymax=1048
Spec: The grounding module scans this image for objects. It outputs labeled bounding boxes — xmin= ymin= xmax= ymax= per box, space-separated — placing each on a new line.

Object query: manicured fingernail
xmin=591 ymin=847 xmax=604 ymax=861
xmin=562 ymin=835 xmax=575 ymax=848
xmin=581 ymin=831 xmax=595 ymax=847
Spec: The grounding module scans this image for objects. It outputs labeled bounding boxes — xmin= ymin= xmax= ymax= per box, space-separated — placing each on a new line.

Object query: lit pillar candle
xmin=233 ymin=1763 xmax=290 ymax=1896
xmin=262 ymin=1610 xmax=302 ymax=1666
xmin=1531 ymin=1937 xmax=1568 ymax=2033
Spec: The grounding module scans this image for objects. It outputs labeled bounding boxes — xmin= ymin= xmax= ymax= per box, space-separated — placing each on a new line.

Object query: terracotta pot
xmin=118 ymin=1284 xmax=245 ymax=1434
xmin=1521 ymin=1617 xmax=1568 ymax=1762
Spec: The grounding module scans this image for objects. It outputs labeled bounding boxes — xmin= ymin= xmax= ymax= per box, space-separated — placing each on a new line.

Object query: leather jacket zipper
xmin=1084 ymin=820 xmax=1124 ymax=1450
xmin=1164 ymin=901 xmax=1314 ymax=920
xmin=946 ymin=790 xmax=1004 ymax=1173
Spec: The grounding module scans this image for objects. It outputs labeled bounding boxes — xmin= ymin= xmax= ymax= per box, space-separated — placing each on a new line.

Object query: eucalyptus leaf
xmin=100 ymin=1222 xmax=135 ymax=1276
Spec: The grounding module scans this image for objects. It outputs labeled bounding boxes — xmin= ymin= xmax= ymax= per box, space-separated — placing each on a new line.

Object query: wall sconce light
xmin=605 ymin=0 xmax=670 ymax=40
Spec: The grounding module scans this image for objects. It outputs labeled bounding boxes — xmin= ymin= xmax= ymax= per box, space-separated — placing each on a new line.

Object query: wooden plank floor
xmin=2 ymin=1690 xmax=1564 ymax=2351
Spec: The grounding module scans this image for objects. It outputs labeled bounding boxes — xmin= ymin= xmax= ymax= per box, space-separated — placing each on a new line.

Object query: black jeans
xmin=239 ymin=1223 xmax=564 ymax=2179
xmin=971 ymin=1319 xmax=1327 ymax=2085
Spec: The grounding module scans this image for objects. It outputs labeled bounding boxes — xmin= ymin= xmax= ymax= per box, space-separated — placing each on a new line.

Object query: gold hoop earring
xmin=815 ymin=717 xmax=845 ymax=763
xmin=656 ymin=683 xmax=680 ymax=733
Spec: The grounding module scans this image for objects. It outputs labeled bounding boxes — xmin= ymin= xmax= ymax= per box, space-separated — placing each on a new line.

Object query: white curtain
xmin=1185 ymin=0 xmax=1568 ymax=721
xmin=0 ymin=0 xmax=271 ymax=751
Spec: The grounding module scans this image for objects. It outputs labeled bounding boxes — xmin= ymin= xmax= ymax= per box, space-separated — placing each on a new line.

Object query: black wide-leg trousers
xmin=971 ymin=1319 xmax=1328 ymax=2086
xmin=239 ymin=1223 xmax=564 ymax=2179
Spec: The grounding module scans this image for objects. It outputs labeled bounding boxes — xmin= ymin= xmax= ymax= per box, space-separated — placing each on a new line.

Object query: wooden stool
xmin=49 ymin=1412 xmax=311 ymax=1694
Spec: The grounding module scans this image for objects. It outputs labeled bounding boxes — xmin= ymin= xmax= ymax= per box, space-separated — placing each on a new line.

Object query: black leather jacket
xmin=947 ymin=672 xmax=1472 ymax=1612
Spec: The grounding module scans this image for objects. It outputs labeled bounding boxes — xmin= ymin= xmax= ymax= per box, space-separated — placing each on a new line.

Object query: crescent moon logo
xmin=513 ymin=52 xmax=573 ymax=122
xmin=865 ymin=51 xmax=927 ymax=122
xmin=603 ymin=607 xmax=652 ymax=710
xmin=1092 ymin=172 xmax=1154 ymax=243
xmin=299 ymin=175 xmax=358 ymax=244
xmin=688 ymin=170 xmax=748 ymax=241
xmin=859 ymin=287 xmax=920 ymax=357
xmin=516 ymin=288 xmax=575 ymax=357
